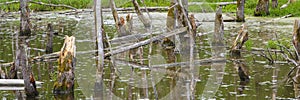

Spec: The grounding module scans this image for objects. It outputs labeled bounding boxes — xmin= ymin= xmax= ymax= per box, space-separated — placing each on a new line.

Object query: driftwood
xmin=230 ymin=24 xmax=248 ymax=57
xmin=53 ymin=36 xmax=76 ymax=94
xmin=0 ymin=0 xmax=76 ymax=10
xmin=105 ymin=27 xmax=187 ymax=58
xmin=0 ymin=79 xmax=43 ymax=86
xmin=280 ymin=0 xmax=296 ymax=9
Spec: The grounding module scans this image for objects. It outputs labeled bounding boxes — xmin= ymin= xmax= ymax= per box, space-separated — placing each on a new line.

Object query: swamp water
xmin=0 ymin=10 xmax=298 ymax=99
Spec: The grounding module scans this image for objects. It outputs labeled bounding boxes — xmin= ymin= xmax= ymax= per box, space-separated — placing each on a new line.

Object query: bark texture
xmin=20 ymin=0 xmax=31 ymax=36
xmin=236 ymin=0 xmax=245 ymax=22
xmin=53 ymin=36 xmax=76 ymax=94
xmin=254 ymin=0 xmax=270 ymax=16
xmin=292 ymin=20 xmax=300 ymax=98
xmin=230 ymin=24 xmax=248 ymax=57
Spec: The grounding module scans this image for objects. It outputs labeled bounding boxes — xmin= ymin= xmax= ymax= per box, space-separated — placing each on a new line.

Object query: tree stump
xmin=236 ymin=0 xmax=245 ymax=22
xmin=292 ymin=20 xmax=300 ymax=98
xmin=53 ymin=36 xmax=76 ymax=94
xmin=213 ymin=6 xmax=224 ymax=45
xmin=20 ymin=0 xmax=31 ymax=36
xmin=254 ymin=0 xmax=270 ymax=16
xmin=230 ymin=24 xmax=248 ymax=57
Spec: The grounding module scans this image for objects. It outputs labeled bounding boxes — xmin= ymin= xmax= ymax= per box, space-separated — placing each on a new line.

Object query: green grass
xmin=1 ymin=0 xmax=299 ymax=17
xmin=216 ymin=0 xmax=300 ymax=17
xmin=0 ymin=0 xmax=93 ymax=11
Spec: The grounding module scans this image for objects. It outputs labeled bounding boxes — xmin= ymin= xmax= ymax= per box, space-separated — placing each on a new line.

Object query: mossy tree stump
xmin=230 ymin=24 xmax=248 ymax=57
xmin=53 ymin=36 xmax=76 ymax=94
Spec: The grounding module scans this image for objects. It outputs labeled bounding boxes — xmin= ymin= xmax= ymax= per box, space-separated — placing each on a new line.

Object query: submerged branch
xmin=104 ymin=27 xmax=187 ymax=58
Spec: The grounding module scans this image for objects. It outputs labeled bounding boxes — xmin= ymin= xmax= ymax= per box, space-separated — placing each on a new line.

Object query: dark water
xmin=0 ymin=10 xmax=297 ymax=99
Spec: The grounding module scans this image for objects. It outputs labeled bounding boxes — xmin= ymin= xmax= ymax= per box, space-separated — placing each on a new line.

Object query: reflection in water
xmin=234 ymin=60 xmax=250 ymax=94
xmin=202 ymin=6 xmax=226 ymax=99
xmin=202 ymin=43 xmax=226 ymax=99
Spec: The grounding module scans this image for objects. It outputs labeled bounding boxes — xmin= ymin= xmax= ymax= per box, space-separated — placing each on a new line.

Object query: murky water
xmin=0 ymin=10 xmax=298 ymax=99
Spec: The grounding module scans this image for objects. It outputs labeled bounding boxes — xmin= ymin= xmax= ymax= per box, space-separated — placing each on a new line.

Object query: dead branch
xmin=110 ymin=0 xmax=120 ymax=31
xmin=0 ymin=1 xmax=19 ymax=5
xmin=102 ymin=7 xmax=169 ymax=12
xmin=132 ymin=0 xmax=151 ymax=28
xmin=0 ymin=0 xmax=77 ymax=10
xmin=105 ymin=27 xmax=187 ymax=58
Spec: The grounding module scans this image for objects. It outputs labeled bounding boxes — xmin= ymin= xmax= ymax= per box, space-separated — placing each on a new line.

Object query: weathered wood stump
xmin=213 ymin=6 xmax=224 ymax=45
xmin=53 ymin=36 xmax=76 ymax=94
xmin=230 ymin=24 xmax=248 ymax=57
xmin=254 ymin=0 xmax=270 ymax=16
xmin=20 ymin=0 xmax=31 ymax=36
xmin=46 ymin=23 xmax=54 ymax=54
xmin=236 ymin=0 xmax=245 ymax=22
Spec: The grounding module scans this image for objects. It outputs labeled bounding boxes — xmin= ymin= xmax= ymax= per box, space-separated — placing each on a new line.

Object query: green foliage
xmin=266 ymin=40 xmax=278 ymax=49
xmin=244 ymin=39 xmax=253 ymax=51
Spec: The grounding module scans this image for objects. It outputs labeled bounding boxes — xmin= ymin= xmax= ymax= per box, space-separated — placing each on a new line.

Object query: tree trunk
xmin=236 ymin=0 xmax=245 ymax=22
xmin=20 ymin=0 xmax=31 ymax=36
xmin=292 ymin=20 xmax=300 ymax=98
xmin=213 ymin=6 xmax=224 ymax=45
xmin=53 ymin=36 xmax=76 ymax=94
xmin=46 ymin=23 xmax=54 ymax=54
xmin=19 ymin=36 xmax=39 ymax=97
xmin=293 ymin=20 xmax=300 ymax=60
xmin=272 ymin=0 xmax=278 ymax=8
xmin=254 ymin=0 xmax=270 ymax=16
xmin=132 ymin=0 xmax=151 ymax=28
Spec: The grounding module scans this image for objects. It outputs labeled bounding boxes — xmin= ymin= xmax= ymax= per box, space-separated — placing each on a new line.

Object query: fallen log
xmin=0 ymin=79 xmax=43 ymax=86
xmin=104 ymin=27 xmax=187 ymax=58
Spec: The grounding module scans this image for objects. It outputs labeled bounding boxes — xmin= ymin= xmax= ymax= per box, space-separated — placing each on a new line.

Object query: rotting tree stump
xmin=53 ymin=36 xmax=76 ymax=94
xmin=254 ymin=0 xmax=270 ymax=16
xmin=236 ymin=0 xmax=245 ymax=22
xmin=230 ymin=24 xmax=248 ymax=57
xmin=213 ymin=6 xmax=224 ymax=45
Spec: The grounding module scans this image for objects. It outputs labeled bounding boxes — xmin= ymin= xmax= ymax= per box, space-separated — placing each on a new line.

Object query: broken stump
xmin=53 ymin=36 xmax=76 ymax=94
xmin=230 ymin=24 xmax=248 ymax=57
